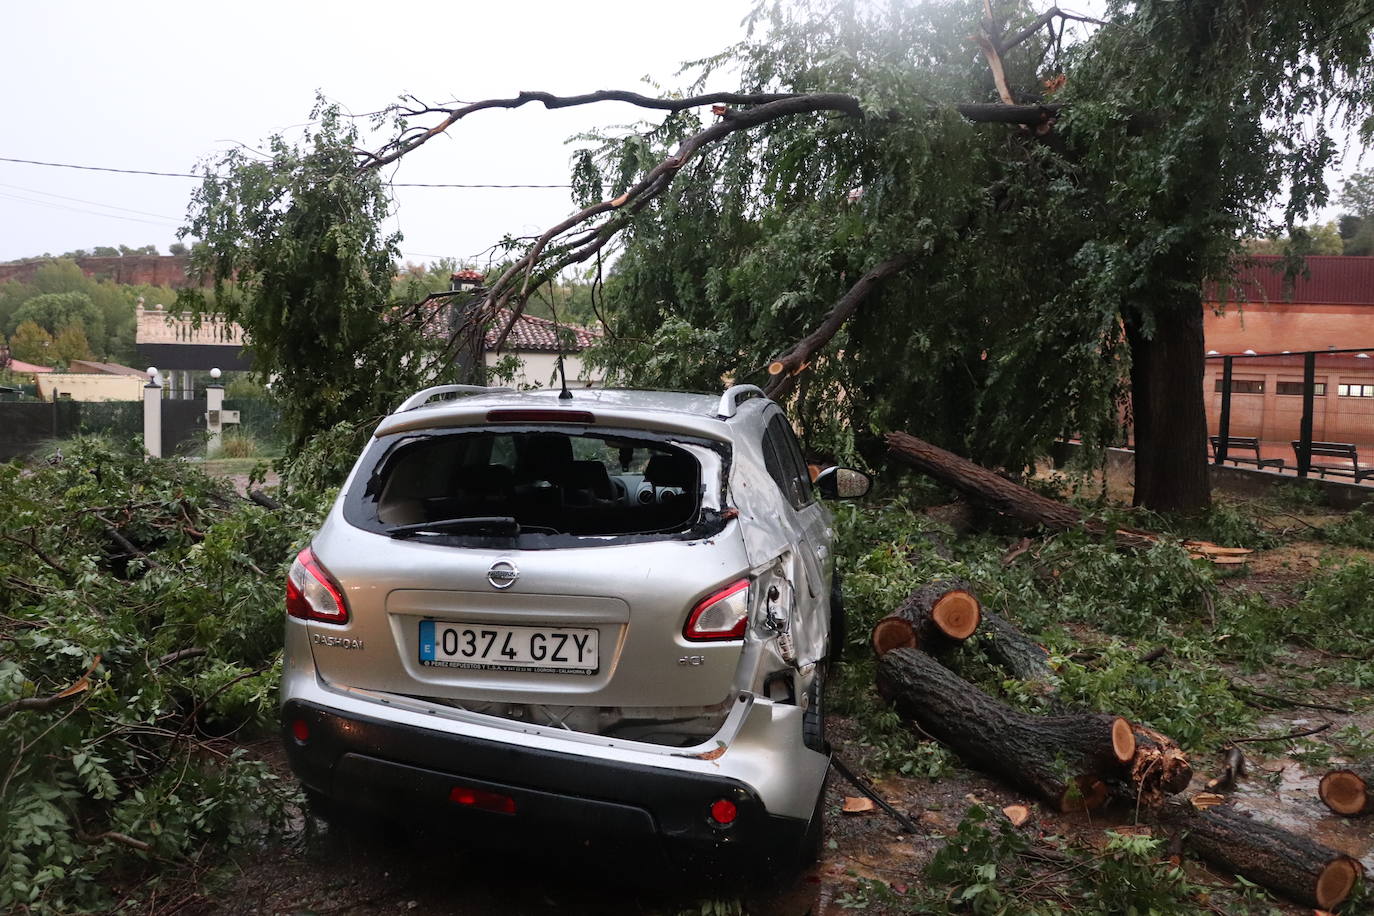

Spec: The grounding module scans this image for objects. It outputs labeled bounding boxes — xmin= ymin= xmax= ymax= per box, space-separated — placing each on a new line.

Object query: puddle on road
xmin=1224 ymin=714 xmax=1374 ymax=873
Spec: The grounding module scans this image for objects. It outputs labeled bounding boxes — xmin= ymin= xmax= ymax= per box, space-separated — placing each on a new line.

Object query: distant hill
xmin=0 ymin=255 xmax=201 ymax=288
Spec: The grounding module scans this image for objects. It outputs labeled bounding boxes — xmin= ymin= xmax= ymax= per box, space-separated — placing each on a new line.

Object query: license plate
xmin=419 ymin=620 xmax=599 ymax=674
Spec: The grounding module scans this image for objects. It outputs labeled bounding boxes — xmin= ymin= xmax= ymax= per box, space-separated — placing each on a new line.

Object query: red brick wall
xmin=0 ymin=255 xmax=202 ymax=288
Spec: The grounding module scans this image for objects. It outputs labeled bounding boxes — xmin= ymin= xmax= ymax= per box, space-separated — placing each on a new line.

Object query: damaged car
xmin=280 ymin=383 xmax=870 ymax=874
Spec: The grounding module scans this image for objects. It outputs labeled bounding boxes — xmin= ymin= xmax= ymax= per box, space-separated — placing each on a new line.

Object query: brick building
xmin=1204 ymin=255 xmax=1374 ymax=462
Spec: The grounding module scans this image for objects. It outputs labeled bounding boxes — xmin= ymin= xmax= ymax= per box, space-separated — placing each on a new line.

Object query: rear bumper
xmin=282 ymin=697 xmax=814 ymax=869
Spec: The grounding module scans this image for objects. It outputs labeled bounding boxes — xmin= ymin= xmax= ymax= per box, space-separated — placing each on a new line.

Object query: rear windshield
xmin=344 ymin=427 xmax=727 ymax=546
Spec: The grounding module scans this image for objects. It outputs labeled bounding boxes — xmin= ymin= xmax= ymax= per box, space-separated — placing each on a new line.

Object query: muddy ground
xmin=156 ymin=472 xmax=1372 ymax=915
xmin=153 ymin=692 xmax=1372 ymax=916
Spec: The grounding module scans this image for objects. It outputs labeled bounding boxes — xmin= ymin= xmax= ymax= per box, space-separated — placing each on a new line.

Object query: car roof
xmin=374 ymin=387 xmax=767 ymax=440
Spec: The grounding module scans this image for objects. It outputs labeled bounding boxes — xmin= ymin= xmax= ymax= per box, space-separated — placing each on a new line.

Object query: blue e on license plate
xmin=419 ymin=620 xmax=599 ymax=674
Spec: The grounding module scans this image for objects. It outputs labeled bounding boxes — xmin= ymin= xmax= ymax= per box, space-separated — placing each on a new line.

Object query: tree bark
xmin=1124 ymin=301 xmax=1211 ymax=513
xmin=885 ymin=431 xmax=1158 ymax=548
xmin=870 ymin=580 xmax=982 ymax=656
xmin=976 ymin=608 xmax=1053 ymax=683
xmin=1319 ymin=761 xmax=1374 ymax=817
xmin=1159 ymin=799 xmax=1364 ymax=910
xmin=876 ymin=648 xmax=1135 ymax=812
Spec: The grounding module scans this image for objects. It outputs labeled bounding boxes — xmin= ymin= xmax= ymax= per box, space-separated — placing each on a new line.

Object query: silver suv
xmin=280 ymin=384 xmax=868 ymax=872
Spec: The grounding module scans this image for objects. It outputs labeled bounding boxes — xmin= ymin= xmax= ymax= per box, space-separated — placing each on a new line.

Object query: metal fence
xmin=1207 ymin=347 xmax=1374 ymax=482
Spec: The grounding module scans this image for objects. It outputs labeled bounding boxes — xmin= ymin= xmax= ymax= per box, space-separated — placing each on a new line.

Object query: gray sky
xmin=1 ymin=1 xmax=1361 ymax=269
xmin=0 ymin=0 xmax=758 ymax=267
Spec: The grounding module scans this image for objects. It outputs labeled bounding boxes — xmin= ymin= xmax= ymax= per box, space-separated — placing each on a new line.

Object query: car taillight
xmin=286 ymin=548 xmax=349 ymax=624
xmin=683 ymin=579 xmax=750 ymax=641
xmin=449 ymin=785 xmax=517 ymax=814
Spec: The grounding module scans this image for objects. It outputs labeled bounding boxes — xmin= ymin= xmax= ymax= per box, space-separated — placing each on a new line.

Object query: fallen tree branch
xmin=156 ymin=648 xmax=208 ymax=668
xmin=246 ymin=490 xmax=280 ymax=511
xmin=829 ymin=755 xmax=919 ymax=834
xmin=1230 ymin=683 xmax=1352 ymax=715
xmin=885 ymin=431 xmax=1248 ymax=564
xmin=94 ymin=513 xmax=160 ymax=570
xmin=76 ymin=829 xmax=152 ymax=853
xmin=764 ymin=252 xmax=919 ymax=399
xmin=359 ymin=89 xmax=1061 ymax=172
xmin=0 ymin=655 xmax=100 ymax=721
xmin=0 ymin=532 xmax=74 ymax=583
xmin=1229 ymin=722 xmax=1332 ymax=744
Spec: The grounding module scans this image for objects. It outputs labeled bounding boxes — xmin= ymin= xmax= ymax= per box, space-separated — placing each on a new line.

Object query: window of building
xmin=1213 ymin=379 xmax=1265 ymax=394
xmin=1276 ymin=381 xmax=1326 ymax=396
xmin=1337 ymin=384 xmax=1374 ymax=398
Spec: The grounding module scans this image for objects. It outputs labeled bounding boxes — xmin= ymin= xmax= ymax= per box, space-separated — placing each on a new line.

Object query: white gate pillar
xmin=143 ymin=367 xmax=162 ymax=458
xmin=206 ymin=368 xmax=224 ymax=454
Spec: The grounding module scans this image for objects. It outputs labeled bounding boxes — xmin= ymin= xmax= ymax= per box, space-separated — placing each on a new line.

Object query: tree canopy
xmin=180 ymin=103 xmax=443 ymax=449
xmin=183 ymin=0 xmax=1374 ymax=508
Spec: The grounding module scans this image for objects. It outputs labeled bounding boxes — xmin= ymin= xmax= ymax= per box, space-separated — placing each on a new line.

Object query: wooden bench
xmin=1209 ymin=436 xmax=1283 ymax=470
xmin=1290 ymin=441 xmax=1374 ymax=481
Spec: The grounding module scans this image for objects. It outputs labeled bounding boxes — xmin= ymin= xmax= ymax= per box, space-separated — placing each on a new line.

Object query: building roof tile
xmin=1215 ymin=255 xmax=1374 ymax=307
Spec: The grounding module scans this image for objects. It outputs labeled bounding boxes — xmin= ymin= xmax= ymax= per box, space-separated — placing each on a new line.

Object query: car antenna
xmin=545 ymin=282 xmax=575 ymax=400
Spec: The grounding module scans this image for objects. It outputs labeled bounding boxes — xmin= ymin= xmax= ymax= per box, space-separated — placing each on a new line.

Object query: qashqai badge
xmin=487 ymin=560 xmax=519 ymax=589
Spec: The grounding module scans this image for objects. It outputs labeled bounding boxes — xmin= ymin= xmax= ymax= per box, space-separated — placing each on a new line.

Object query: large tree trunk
xmin=1160 ymin=799 xmax=1364 ymax=910
xmin=876 ymin=648 xmax=1135 ymax=812
xmin=1124 ymin=301 xmax=1210 ymax=513
xmin=886 ymin=433 xmax=1156 ymax=550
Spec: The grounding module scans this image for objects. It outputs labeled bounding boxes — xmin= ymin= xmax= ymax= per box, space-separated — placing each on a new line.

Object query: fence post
xmin=205 ymin=369 xmax=224 ymax=455
xmin=1297 ymin=351 xmax=1316 ymax=478
xmin=1215 ymin=356 xmax=1233 ymax=465
xmin=143 ymin=369 xmax=162 ymax=458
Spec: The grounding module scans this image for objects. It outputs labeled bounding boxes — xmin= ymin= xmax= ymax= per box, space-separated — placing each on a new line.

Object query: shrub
xmin=217 ymin=428 xmax=259 ymax=458
xmin=0 ymin=438 xmax=328 ymax=912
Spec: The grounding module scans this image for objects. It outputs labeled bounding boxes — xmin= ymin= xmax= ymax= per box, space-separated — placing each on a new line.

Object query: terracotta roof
xmin=451 ymin=269 xmax=484 ymax=282
xmin=7 ymin=358 xmax=53 ymax=373
xmin=418 ymin=305 xmax=600 ymax=353
xmin=1210 ymin=255 xmax=1374 ymax=307
xmin=483 ymin=309 xmax=600 ymax=352
xmin=68 ymin=359 xmax=145 ymax=377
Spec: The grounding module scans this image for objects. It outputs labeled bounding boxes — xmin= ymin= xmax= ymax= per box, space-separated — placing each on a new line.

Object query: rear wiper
xmin=388 ymin=516 xmax=520 ymax=539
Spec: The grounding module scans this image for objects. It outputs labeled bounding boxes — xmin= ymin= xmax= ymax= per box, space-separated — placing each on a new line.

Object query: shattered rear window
xmin=345 ymin=427 xmax=727 ymax=545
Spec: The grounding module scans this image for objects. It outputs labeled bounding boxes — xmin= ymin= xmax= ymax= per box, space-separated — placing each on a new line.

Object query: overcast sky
xmin=0 ymin=0 xmax=758 ymax=268
xmin=2 ymin=1 xmax=1362 ymax=271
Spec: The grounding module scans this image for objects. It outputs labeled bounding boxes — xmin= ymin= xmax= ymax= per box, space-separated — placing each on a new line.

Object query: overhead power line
xmin=0 ymin=155 xmax=571 ymax=188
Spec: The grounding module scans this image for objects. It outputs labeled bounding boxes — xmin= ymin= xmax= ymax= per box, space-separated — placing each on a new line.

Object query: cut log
xmin=886 ymin=431 xmax=1155 ymax=547
xmin=870 ymin=581 xmax=982 ymax=656
xmin=1001 ymin=804 xmax=1031 ymax=827
xmin=884 ymin=431 xmax=1250 ymax=564
xmin=1160 ymin=799 xmax=1365 ymax=910
xmin=1319 ymin=762 xmax=1374 ymax=817
xmin=976 ymin=609 xmax=1052 ymax=682
xmin=876 ymin=648 xmax=1134 ymax=812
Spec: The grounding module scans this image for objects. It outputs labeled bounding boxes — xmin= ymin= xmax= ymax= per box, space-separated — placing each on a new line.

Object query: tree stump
xmin=876 ymin=648 xmax=1134 ymax=812
xmin=1319 ymin=761 xmax=1374 ymax=817
xmin=870 ymin=580 xmax=982 ymax=656
xmin=1161 ymin=799 xmax=1364 ymax=909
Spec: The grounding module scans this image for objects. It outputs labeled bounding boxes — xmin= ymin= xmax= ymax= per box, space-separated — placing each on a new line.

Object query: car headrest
xmin=643 ymin=452 xmax=696 ymax=490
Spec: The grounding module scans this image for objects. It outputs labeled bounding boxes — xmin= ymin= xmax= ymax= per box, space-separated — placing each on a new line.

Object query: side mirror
xmin=814 ymin=466 xmax=872 ymax=500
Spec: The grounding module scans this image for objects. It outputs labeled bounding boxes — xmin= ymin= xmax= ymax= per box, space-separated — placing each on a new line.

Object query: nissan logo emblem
xmin=487 ymin=560 xmax=519 ymax=589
